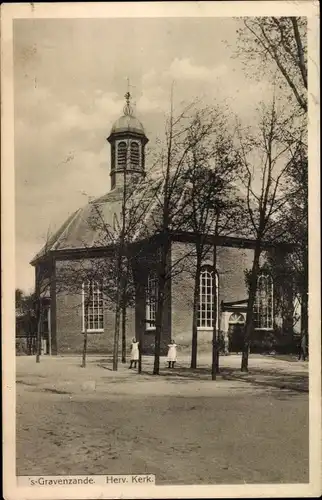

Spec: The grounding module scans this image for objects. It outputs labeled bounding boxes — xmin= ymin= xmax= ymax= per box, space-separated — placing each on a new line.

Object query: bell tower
xmin=107 ymin=91 xmax=148 ymax=190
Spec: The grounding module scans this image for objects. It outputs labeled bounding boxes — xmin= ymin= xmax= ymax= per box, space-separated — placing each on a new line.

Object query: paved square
xmin=16 ymin=354 xmax=309 ymax=484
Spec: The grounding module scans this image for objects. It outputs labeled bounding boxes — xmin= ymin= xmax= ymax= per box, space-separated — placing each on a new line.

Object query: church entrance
xmin=228 ymin=313 xmax=245 ymax=353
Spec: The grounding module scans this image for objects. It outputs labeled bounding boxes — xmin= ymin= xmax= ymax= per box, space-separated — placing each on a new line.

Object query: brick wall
xmin=171 ymin=242 xmax=255 ymax=346
xmin=55 ymin=258 xmax=136 ymax=354
xmin=134 ymin=244 xmax=171 ymax=355
xmin=52 ymin=244 xmax=290 ymax=355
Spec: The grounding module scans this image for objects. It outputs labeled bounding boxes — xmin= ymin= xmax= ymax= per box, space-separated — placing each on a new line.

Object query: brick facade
xmin=53 ymin=258 xmax=136 ymax=354
xmin=170 ymin=242 xmax=256 ymax=348
xmin=46 ymin=241 xmax=293 ymax=355
xmin=31 ymin=101 xmax=300 ymax=356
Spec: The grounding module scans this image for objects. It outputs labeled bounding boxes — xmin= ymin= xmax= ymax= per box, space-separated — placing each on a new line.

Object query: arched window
xmin=254 ymin=273 xmax=273 ymax=329
xmin=228 ymin=312 xmax=245 ymax=324
xmin=130 ymin=142 xmax=140 ymax=167
xmin=82 ymin=281 xmax=104 ymax=332
xmin=197 ymin=267 xmax=218 ymax=329
xmin=117 ymin=141 xmax=127 ymax=166
xmin=146 ymin=272 xmax=158 ymax=330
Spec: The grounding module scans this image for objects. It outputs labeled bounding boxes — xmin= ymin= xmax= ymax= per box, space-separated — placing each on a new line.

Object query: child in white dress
xmin=129 ymin=338 xmax=139 ymax=369
xmin=167 ymin=339 xmax=177 ymax=368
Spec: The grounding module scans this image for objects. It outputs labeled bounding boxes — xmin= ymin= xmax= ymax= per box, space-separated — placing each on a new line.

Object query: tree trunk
xmin=191 ymin=258 xmax=202 ymax=369
xmin=301 ymin=284 xmax=308 ymax=338
xmin=153 ymin=240 xmax=168 ymax=375
xmin=81 ymin=299 xmax=90 ymax=368
xmin=121 ymin=291 xmax=127 ymax=364
xmin=81 ymin=327 xmax=88 ymax=368
xmin=27 ymin=330 xmax=32 ymax=356
xmin=48 ymin=308 xmax=52 ymax=356
xmin=136 ymin=276 xmax=143 ymax=375
xmin=35 ymin=303 xmax=42 ymax=364
xmin=241 ymin=243 xmax=261 ymax=372
xmin=153 ymin=287 xmax=165 ymax=375
xmin=113 ymin=151 xmax=127 ymax=370
xmin=138 ymin=335 xmax=142 ymax=374
xmin=301 ymin=248 xmax=308 ymax=338
xmin=113 ymin=259 xmax=125 ymax=371
xmin=113 ymin=299 xmax=121 ymax=371
xmin=212 ymin=243 xmax=218 ymax=380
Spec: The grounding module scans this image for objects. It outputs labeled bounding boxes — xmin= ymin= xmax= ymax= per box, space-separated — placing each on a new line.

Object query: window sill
xmin=82 ymin=329 xmax=104 ymax=334
xmin=197 ymin=327 xmax=214 ymax=331
xmin=254 ymin=328 xmax=274 ymax=331
xmin=146 ymin=327 xmax=156 ymax=331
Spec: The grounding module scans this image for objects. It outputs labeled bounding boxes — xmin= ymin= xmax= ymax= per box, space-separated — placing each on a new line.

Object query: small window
xmin=117 ymin=141 xmax=127 ymax=166
xmin=146 ymin=272 xmax=157 ymax=330
xmin=254 ymin=273 xmax=273 ymax=330
xmin=82 ymin=281 xmax=104 ymax=332
xmin=130 ymin=142 xmax=140 ymax=167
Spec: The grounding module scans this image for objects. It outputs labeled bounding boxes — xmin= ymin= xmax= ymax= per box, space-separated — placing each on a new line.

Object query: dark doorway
xmin=228 ymin=323 xmax=245 ymax=353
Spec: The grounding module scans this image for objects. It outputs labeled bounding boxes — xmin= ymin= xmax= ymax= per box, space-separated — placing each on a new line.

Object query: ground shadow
xmin=220 ymin=367 xmax=308 ymax=393
xmin=84 ymin=356 xmax=308 ymax=393
xmin=16 ymin=380 xmax=38 ymax=387
xmin=96 ymin=363 xmax=115 ymax=371
xmin=153 ymin=365 xmax=308 ymax=393
xmin=43 ymin=388 xmax=72 ymax=395
xmin=90 ymin=357 xmax=114 ymax=365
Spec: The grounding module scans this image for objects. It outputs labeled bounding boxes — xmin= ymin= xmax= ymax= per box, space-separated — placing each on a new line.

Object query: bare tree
xmin=210 ymin=201 xmax=249 ymax=379
xmin=236 ymin=89 xmax=304 ymax=372
xmin=267 ymin=139 xmax=308 ymax=341
xmin=55 ymin=167 xmax=154 ymax=370
xmin=234 ymin=17 xmax=307 ymax=113
xmin=112 ymin=161 xmax=128 ymax=371
xmin=181 ymin=109 xmax=245 ymax=371
xmin=282 ymin=140 xmax=308 ymax=340
xmin=147 ymin=96 xmax=226 ymax=375
xmin=233 ymin=16 xmax=308 ymax=353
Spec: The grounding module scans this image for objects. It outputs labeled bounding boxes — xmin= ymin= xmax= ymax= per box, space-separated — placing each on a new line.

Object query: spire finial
xmin=123 ymin=77 xmax=134 ymax=116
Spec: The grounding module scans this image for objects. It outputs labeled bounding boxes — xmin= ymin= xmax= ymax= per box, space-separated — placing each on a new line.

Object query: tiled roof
xmin=31 ymin=189 xmax=123 ymax=262
xmin=31 ymin=179 xmax=160 ymax=262
xmin=31 ymin=172 xmax=254 ymax=264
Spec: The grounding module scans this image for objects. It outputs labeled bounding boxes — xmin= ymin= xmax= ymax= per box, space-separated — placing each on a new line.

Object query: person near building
xmin=167 ymin=339 xmax=177 ymax=368
xmin=129 ymin=338 xmax=139 ymax=369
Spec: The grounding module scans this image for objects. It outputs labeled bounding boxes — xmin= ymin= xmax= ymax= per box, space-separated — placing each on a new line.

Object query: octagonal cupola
xmin=107 ymin=91 xmax=148 ymax=190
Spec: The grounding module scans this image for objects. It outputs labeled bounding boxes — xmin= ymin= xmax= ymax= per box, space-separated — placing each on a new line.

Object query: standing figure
xmin=167 ymin=339 xmax=177 ymax=368
xmin=298 ymin=334 xmax=308 ymax=361
xmin=129 ymin=338 xmax=139 ymax=369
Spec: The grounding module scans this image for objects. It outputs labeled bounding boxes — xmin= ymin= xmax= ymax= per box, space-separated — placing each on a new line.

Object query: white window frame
xmin=197 ymin=268 xmax=219 ymax=330
xmin=146 ymin=272 xmax=157 ymax=331
xmin=82 ymin=281 xmax=104 ymax=333
xmin=254 ymin=273 xmax=274 ymax=331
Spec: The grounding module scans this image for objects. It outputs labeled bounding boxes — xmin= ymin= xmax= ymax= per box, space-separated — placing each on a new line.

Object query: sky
xmin=14 ymin=17 xmax=273 ymax=293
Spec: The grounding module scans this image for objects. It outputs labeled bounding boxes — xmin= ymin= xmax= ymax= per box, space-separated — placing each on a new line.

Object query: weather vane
xmin=123 ymin=77 xmax=135 ymax=116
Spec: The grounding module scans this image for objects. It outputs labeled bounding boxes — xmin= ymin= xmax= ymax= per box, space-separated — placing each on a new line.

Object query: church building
xmin=31 ymin=93 xmax=298 ymax=356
